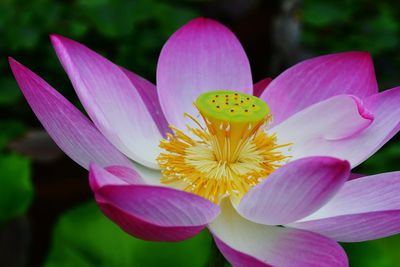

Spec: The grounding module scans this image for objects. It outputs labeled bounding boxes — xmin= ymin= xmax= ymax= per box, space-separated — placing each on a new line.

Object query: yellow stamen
xmin=157 ymin=90 xmax=290 ymax=204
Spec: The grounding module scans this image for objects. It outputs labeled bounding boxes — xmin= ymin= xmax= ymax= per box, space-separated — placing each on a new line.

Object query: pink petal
xmin=51 ymin=34 xmax=162 ymax=169
xmin=253 ymin=77 xmax=272 ymax=97
xmin=156 ymin=17 xmax=253 ymax=129
xmin=238 ymin=157 xmax=350 ymax=225
xmin=271 ymin=94 xmax=383 ymax=167
xmin=209 ymin=199 xmax=348 ymax=267
xmin=120 ymin=67 xmax=170 ymax=136
xmin=90 ymin=165 xmax=144 ymax=191
xmin=89 ymin=164 xmax=220 ymax=242
xmin=290 ymin=172 xmax=400 ymax=242
xmin=213 ymin=236 xmax=271 ymax=267
xmin=9 ymin=58 xmax=131 ymax=169
xmin=261 ymin=52 xmax=378 ymax=125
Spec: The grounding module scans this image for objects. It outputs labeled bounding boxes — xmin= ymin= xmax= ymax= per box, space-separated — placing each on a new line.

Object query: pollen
xmin=157 ymin=90 xmax=290 ymax=204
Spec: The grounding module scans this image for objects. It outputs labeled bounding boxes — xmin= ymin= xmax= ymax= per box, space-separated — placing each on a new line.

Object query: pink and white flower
xmin=9 ymin=18 xmax=400 ymax=266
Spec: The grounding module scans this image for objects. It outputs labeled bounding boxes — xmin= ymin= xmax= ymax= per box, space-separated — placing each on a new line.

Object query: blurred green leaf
xmin=343 ymin=235 xmax=400 ymax=267
xmin=302 ymin=0 xmax=400 ymax=89
xmin=0 ymin=120 xmax=26 ymax=150
xmin=77 ymin=0 xmax=137 ymax=37
xmin=44 ymin=201 xmax=214 ymax=267
xmin=0 ymin=78 xmax=21 ymax=105
xmin=0 ymin=153 xmax=32 ymax=223
xmin=302 ymin=1 xmax=351 ymax=26
xmin=362 ymin=7 xmax=399 ymax=53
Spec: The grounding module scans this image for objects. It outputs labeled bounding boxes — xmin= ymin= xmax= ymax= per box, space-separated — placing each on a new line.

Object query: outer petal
xmin=120 ymin=67 xmax=170 ymax=136
xmin=272 ymin=88 xmax=400 ymax=167
xmin=89 ymin=164 xmax=220 ymax=242
xmin=261 ymin=52 xmax=378 ymax=125
xmin=51 ymin=34 xmax=161 ymax=169
xmin=209 ymin=199 xmax=348 ymax=267
xmin=157 ymin=17 xmax=253 ymax=130
xmin=253 ymin=77 xmax=272 ymax=97
xmin=8 ymin=58 xmax=131 ymax=169
xmin=290 ymin=172 xmax=400 ymax=242
xmin=238 ymin=157 xmax=350 ymax=225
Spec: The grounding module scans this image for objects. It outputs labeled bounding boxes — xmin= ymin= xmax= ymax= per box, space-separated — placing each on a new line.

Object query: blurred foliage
xmin=0 ymin=120 xmax=26 ymax=150
xmin=0 ymin=120 xmax=32 ymax=224
xmin=43 ymin=201 xmax=213 ymax=267
xmin=343 ymin=235 xmax=400 ymax=267
xmin=0 ymin=153 xmax=32 ymax=223
xmin=302 ymin=0 xmax=400 ymax=89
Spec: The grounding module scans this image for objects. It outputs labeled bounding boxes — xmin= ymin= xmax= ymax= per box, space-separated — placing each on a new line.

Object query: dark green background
xmin=1 ymin=0 xmax=399 ymax=266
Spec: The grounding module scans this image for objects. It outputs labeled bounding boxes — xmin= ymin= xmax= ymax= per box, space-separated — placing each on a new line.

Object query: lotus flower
xmin=9 ymin=17 xmax=400 ymax=266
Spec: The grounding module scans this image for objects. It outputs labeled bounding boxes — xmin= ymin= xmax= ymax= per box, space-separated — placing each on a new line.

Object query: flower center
xmin=157 ymin=90 xmax=290 ymax=204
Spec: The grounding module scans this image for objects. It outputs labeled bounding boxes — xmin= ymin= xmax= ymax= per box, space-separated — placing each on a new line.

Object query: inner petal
xmin=157 ymin=90 xmax=290 ymax=203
